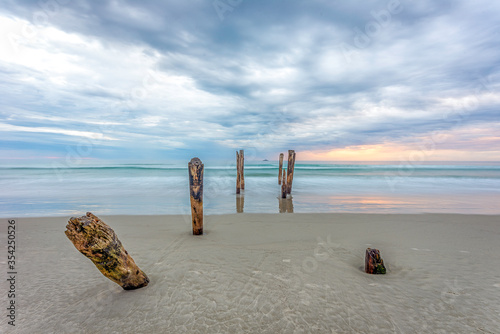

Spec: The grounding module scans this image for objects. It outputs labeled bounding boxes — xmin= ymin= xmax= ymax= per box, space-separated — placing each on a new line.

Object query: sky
xmin=0 ymin=0 xmax=499 ymax=163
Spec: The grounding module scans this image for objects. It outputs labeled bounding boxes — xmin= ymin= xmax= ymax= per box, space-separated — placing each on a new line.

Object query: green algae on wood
xmin=365 ymin=248 xmax=387 ymax=275
xmin=65 ymin=212 xmax=150 ymax=290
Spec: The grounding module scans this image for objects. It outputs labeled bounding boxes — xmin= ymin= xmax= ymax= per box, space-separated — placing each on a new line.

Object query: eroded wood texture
xmin=281 ymin=168 xmax=287 ymax=199
xmin=365 ymin=248 xmax=387 ymax=275
xmin=236 ymin=151 xmax=241 ymax=194
xmin=240 ymin=149 xmax=245 ymax=190
xmin=286 ymin=150 xmax=296 ymax=194
xmin=189 ymin=157 xmax=204 ymax=235
xmin=65 ymin=212 xmax=150 ymax=290
xmin=278 ymin=153 xmax=284 ymax=185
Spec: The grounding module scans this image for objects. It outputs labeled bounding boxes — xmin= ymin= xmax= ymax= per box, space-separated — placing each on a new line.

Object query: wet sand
xmin=1 ymin=213 xmax=499 ymax=333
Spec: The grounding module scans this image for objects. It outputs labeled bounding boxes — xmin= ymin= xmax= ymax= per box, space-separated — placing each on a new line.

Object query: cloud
xmin=0 ymin=122 xmax=117 ymax=140
xmin=1 ymin=0 xmax=500 ymax=161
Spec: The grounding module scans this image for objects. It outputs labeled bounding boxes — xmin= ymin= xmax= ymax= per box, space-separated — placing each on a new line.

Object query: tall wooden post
xmin=281 ymin=168 xmax=287 ymax=198
xmin=240 ymin=149 xmax=245 ymax=189
xmin=236 ymin=151 xmax=241 ymax=194
xmin=278 ymin=153 xmax=284 ymax=185
xmin=286 ymin=150 xmax=296 ymax=194
xmin=188 ymin=157 xmax=204 ymax=235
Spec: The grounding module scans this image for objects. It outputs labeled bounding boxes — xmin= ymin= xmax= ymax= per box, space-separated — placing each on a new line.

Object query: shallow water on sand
xmin=1 ymin=160 xmax=499 ymax=217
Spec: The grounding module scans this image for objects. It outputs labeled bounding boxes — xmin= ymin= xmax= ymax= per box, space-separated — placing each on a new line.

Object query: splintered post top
xmin=189 ymin=157 xmax=203 ymax=167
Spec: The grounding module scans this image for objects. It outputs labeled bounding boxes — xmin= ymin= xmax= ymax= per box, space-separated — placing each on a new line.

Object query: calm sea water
xmin=1 ymin=160 xmax=499 ymax=217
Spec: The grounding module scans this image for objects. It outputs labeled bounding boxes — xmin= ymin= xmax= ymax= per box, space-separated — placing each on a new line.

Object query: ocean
xmin=1 ymin=160 xmax=499 ymax=217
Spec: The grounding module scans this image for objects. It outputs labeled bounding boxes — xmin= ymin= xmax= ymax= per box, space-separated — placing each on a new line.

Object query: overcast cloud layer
xmin=1 ymin=0 xmax=499 ymax=161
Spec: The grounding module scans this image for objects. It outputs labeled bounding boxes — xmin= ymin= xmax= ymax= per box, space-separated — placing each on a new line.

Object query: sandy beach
xmin=0 ymin=213 xmax=499 ymax=333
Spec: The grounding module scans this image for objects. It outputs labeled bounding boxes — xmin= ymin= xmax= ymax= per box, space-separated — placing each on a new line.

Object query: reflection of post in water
xmin=236 ymin=194 xmax=244 ymax=213
xmin=278 ymin=196 xmax=294 ymax=213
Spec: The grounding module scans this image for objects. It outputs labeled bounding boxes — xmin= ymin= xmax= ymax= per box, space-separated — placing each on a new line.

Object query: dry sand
xmin=1 ymin=213 xmax=499 ymax=333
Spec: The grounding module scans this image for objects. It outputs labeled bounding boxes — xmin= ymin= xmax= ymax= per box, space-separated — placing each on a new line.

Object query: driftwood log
xmin=365 ymin=248 xmax=386 ymax=274
xmin=189 ymin=157 xmax=204 ymax=235
xmin=65 ymin=212 xmax=150 ymax=290
xmin=278 ymin=153 xmax=284 ymax=185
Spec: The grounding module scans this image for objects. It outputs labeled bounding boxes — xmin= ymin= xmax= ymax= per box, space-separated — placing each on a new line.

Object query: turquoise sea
xmin=1 ymin=160 xmax=499 ymax=217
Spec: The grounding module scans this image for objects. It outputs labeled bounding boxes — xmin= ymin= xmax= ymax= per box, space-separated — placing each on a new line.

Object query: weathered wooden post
xmin=65 ymin=212 xmax=150 ymax=290
xmin=188 ymin=157 xmax=204 ymax=235
xmin=278 ymin=153 xmax=284 ymax=185
xmin=281 ymin=168 xmax=287 ymax=198
xmin=236 ymin=151 xmax=241 ymax=194
xmin=240 ymin=149 xmax=245 ymax=190
xmin=286 ymin=150 xmax=296 ymax=194
xmin=365 ymin=248 xmax=386 ymax=274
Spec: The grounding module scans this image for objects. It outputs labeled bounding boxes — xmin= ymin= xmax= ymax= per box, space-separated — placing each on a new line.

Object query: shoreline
xmin=3 ymin=211 xmax=500 ymax=220
xmin=3 ymin=161 xmax=500 ymax=218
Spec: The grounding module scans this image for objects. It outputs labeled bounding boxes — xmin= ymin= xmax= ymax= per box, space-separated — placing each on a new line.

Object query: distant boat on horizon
xmin=263 ymin=159 xmax=269 ymax=161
